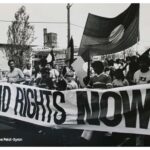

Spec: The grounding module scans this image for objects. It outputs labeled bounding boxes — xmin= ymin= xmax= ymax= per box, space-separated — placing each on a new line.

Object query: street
xmin=0 ymin=119 xmax=149 ymax=146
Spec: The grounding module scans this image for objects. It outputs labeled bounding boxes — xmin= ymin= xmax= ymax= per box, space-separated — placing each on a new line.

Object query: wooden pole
xmin=66 ymin=3 xmax=73 ymax=67
xmin=67 ymin=3 xmax=71 ymax=47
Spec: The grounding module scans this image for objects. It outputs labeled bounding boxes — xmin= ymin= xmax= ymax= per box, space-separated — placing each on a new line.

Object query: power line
xmin=31 ymin=21 xmax=67 ymax=24
xmin=71 ymin=23 xmax=84 ymax=29
xmin=0 ymin=20 xmax=67 ymax=24
xmin=0 ymin=19 xmax=84 ymax=29
xmin=0 ymin=20 xmax=11 ymax=23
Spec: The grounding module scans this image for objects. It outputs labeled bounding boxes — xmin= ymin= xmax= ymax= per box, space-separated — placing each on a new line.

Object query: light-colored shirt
xmin=134 ymin=69 xmax=150 ymax=84
xmin=23 ymin=68 xmax=32 ymax=80
xmin=7 ymin=68 xmax=24 ymax=83
xmin=114 ymin=63 xmax=121 ymax=70
xmin=67 ymin=80 xmax=78 ymax=89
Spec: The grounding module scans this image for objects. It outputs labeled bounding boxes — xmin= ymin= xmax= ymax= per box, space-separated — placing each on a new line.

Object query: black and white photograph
xmin=0 ymin=1 xmax=149 ymax=147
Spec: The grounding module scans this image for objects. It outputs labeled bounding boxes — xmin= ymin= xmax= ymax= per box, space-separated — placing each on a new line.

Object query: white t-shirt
xmin=114 ymin=63 xmax=121 ymax=70
xmin=134 ymin=69 xmax=150 ymax=84
xmin=23 ymin=68 xmax=32 ymax=80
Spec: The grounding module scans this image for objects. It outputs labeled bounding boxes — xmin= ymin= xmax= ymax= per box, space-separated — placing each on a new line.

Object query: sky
xmin=0 ymin=3 xmax=149 ymax=53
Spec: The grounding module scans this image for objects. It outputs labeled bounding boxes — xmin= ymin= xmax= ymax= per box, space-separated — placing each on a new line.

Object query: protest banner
xmin=1 ymin=82 xmax=150 ymax=135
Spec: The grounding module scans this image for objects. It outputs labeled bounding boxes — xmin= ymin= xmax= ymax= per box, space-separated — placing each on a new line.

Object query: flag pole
xmin=51 ymin=46 xmax=54 ymax=67
xmin=137 ymin=37 xmax=139 ymax=50
xmin=136 ymin=37 xmax=139 ymax=56
xmin=87 ymin=49 xmax=91 ymax=78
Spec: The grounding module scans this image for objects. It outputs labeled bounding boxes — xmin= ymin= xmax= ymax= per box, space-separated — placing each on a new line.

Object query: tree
xmin=7 ymin=6 xmax=35 ymax=68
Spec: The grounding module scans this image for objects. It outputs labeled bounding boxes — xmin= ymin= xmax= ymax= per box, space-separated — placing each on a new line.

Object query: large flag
xmin=79 ymin=4 xmax=140 ymax=61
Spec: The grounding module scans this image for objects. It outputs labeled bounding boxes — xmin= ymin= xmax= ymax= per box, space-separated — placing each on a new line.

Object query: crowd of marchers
xmin=4 ymin=59 xmax=79 ymax=90
xmin=4 ymin=53 xmax=150 ymax=90
xmin=2 ymin=50 xmax=150 ymax=146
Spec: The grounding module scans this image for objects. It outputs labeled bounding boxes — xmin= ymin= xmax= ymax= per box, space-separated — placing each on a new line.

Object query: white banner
xmin=0 ymin=82 xmax=150 ymax=135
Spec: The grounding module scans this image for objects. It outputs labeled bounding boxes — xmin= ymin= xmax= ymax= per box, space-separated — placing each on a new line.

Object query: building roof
xmin=32 ymin=46 xmax=79 ymax=53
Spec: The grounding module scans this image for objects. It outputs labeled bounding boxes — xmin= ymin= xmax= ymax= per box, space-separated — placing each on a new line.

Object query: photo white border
xmin=0 ymin=0 xmax=149 ymax=4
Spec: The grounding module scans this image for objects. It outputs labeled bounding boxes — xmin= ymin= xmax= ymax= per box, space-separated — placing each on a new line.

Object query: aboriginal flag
xmin=79 ymin=4 xmax=140 ymax=61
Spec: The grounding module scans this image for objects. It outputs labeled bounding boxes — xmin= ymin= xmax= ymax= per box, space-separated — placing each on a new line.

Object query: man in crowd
xmin=134 ymin=55 xmax=150 ymax=85
xmin=133 ymin=55 xmax=150 ymax=146
xmin=2 ymin=60 xmax=24 ymax=125
xmin=50 ymin=64 xmax=59 ymax=83
xmin=23 ymin=62 xmax=32 ymax=85
xmin=7 ymin=59 xmax=24 ymax=84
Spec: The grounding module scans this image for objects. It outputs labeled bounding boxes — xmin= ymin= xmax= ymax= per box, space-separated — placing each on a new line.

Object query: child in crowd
xmin=88 ymin=61 xmax=112 ymax=89
xmin=81 ymin=61 xmax=112 ymax=144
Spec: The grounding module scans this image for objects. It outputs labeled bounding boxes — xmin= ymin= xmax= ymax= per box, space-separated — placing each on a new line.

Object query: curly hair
xmin=91 ymin=61 xmax=104 ymax=75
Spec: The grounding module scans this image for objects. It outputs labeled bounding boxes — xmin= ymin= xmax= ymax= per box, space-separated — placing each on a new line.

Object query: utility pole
xmin=67 ymin=3 xmax=72 ymax=47
xmin=66 ymin=3 xmax=72 ymax=66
